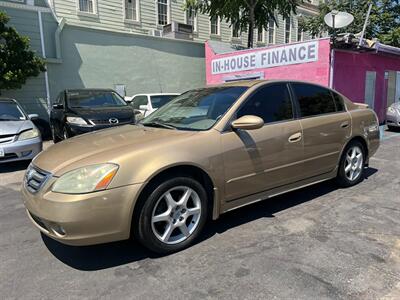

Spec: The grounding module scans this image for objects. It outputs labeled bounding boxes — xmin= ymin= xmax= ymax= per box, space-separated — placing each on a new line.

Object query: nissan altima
xmin=22 ymin=80 xmax=380 ymax=254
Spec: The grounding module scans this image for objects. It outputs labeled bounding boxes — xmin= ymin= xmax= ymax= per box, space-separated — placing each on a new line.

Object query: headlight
xmin=18 ymin=128 xmax=40 ymax=141
xmin=66 ymin=116 xmax=88 ymax=126
xmin=52 ymin=164 xmax=119 ymax=194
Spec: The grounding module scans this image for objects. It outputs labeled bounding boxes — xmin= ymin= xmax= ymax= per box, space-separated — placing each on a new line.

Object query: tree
xmin=185 ymin=0 xmax=300 ymax=49
xmin=0 ymin=11 xmax=45 ymax=93
xmin=299 ymin=0 xmax=400 ymax=47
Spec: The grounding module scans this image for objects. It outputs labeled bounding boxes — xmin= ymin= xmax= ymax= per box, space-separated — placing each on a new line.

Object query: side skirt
xmin=220 ymin=169 xmax=337 ymax=214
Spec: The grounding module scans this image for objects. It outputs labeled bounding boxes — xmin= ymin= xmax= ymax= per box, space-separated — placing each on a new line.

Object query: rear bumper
xmin=0 ymin=137 xmax=42 ymax=164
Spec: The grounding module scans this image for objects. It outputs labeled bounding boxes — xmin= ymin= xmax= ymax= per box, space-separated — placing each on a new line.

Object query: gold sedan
xmin=22 ymin=80 xmax=380 ymax=254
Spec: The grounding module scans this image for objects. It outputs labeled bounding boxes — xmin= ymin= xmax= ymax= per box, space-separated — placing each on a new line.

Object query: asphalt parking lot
xmin=1 ymin=131 xmax=400 ymax=299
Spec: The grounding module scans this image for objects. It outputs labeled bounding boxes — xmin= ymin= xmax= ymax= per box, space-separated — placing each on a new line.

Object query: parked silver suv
xmin=387 ymin=102 xmax=400 ymax=130
xmin=0 ymin=98 xmax=42 ymax=163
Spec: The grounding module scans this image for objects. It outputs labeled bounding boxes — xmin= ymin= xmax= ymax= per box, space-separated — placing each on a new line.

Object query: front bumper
xmin=22 ymin=179 xmax=143 ymax=246
xmin=0 ymin=136 xmax=42 ymax=164
xmin=386 ymin=113 xmax=400 ymax=127
xmin=67 ymin=122 xmax=134 ymax=137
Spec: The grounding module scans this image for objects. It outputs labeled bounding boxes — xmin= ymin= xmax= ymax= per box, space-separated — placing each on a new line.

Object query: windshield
xmin=67 ymin=91 xmax=127 ymax=108
xmin=0 ymin=102 xmax=26 ymax=121
xmin=141 ymin=86 xmax=248 ymax=131
xmin=150 ymin=95 xmax=178 ymax=109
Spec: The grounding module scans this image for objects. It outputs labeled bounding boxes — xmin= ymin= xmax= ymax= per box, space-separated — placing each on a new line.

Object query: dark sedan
xmin=50 ymin=89 xmax=135 ymax=143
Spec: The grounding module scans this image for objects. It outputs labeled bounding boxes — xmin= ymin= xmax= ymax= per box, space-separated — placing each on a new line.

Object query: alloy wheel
xmin=151 ymin=186 xmax=202 ymax=245
xmin=344 ymin=146 xmax=364 ymax=182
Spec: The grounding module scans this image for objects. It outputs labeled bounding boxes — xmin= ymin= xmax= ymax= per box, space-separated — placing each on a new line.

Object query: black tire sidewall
xmin=337 ymin=140 xmax=366 ymax=187
xmin=137 ymin=177 xmax=208 ymax=254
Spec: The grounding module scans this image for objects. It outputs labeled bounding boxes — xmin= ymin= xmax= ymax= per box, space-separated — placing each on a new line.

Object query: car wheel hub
xmin=344 ymin=146 xmax=363 ymax=182
xmin=151 ymin=186 xmax=201 ymax=245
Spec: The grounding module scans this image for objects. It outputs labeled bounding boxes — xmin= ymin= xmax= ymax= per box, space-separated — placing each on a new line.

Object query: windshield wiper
xmin=141 ymin=121 xmax=177 ymax=130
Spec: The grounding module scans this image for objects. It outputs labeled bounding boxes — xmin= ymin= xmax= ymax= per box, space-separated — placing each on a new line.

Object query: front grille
xmin=90 ymin=118 xmax=133 ymax=125
xmin=25 ymin=165 xmax=50 ymax=194
xmin=0 ymin=153 xmax=18 ymax=161
xmin=0 ymin=134 xmax=15 ymax=144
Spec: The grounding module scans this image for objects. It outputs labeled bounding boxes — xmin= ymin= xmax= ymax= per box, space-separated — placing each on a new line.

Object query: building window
xmin=157 ymin=0 xmax=169 ymax=26
xmin=186 ymin=7 xmax=197 ymax=31
xmin=79 ymin=0 xmax=95 ymax=13
xmin=297 ymin=27 xmax=304 ymax=42
xmin=285 ymin=17 xmax=291 ymax=44
xmin=257 ymin=25 xmax=264 ymax=43
xmin=210 ymin=16 xmax=220 ymax=35
xmin=125 ymin=0 xmax=139 ymax=21
xmin=268 ymin=19 xmax=275 ymax=44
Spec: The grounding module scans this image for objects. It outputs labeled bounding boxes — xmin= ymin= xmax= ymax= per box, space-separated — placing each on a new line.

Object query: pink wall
xmin=206 ymin=38 xmax=332 ymax=86
xmin=333 ymin=50 xmax=400 ymax=121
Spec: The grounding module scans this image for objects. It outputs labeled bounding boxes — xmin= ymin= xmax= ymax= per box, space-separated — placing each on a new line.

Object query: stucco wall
xmin=47 ymin=25 xmax=206 ymax=101
xmin=333 ymin=50 xmax=400 ymax=121
xmin=206 ymin=38 xmax=331 ymax=86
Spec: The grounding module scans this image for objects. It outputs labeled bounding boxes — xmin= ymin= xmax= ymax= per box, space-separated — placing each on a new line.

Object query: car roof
xmin=65 ymin=88 xmax=116 ymax=93
xmin=132 ymin=93 xmax=180 ymax=96
xmin=209 ymin=79 xmax=336 ymax=88
xmin=0 ymin=98 xmax=16 ymax=103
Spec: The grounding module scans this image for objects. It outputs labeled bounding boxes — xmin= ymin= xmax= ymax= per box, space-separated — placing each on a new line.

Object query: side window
xmin=237 ymin=84 xmax=293 ymax=124
xmin=332 ymin=91 xmax=345 ymax=112
xmin=131 ymin=96 xmax=148 ymax=110
xmin=292 ymin=83 xmax=336 ymax=117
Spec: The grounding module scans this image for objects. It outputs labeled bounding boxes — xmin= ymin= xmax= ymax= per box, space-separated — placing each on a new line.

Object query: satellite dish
xmin=324 ymin=11 xmax=354 ymax=29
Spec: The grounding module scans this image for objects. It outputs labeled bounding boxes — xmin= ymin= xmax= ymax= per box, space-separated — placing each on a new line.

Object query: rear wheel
xmin=336 ymin=141 xmax=366 ymax=187
xmin=135 ymin=177 xmax=208 ymax=254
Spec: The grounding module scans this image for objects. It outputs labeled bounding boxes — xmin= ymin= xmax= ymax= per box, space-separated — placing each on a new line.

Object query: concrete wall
xmin=47 ymin=25 xmax=206 ymax=100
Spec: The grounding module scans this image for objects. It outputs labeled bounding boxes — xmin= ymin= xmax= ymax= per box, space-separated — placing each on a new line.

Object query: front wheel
xmin=135 ymin=177 xmax=208 ymax=254
xmin=336 ymin=141 xmax=366 ymax=187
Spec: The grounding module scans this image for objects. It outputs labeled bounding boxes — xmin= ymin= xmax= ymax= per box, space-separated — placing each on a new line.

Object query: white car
xmin=126 ymin=93 xmax=180 ymax=119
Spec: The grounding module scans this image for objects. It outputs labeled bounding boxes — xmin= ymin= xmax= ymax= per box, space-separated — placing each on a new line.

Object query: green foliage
xmin=185 ymin=0 xmax=299 ymax=48
xmin=0 ymin=11 xmax=46 ymax=93
xmin=299 ymin=0 xmax=400 ymax=47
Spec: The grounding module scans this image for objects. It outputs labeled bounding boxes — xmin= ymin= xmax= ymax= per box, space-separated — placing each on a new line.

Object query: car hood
xmin=69 ymin=106 xmax=134 ymax=120
xmin=0 ymin=120 xmax=33 ymax=135
xmin=33 ymin=125 xmax=197 ymax=175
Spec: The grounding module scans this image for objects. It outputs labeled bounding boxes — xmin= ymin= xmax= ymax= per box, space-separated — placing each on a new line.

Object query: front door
xmin=221 ymin=83 xmax=304 ymax=202
xmin=290 ymin=83 xmax=351 ymax=178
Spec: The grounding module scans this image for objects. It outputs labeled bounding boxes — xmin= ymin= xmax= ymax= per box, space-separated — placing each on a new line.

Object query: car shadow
xmin=0 ymin=160 xmax=30 ymax=174
xmin=42 ymin=167 xmax=378 ymax=271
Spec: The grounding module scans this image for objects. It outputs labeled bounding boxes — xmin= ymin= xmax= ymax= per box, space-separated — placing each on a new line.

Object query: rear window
xmin=332 ymin=91 xmax=345 ymax=112
xmin=67 ymin=90 xmax=127 ymax=108
xmin=150 ymin=95 xmax=177 ymax=109
xmin=291 ymin=83 xmax=336 ymax=117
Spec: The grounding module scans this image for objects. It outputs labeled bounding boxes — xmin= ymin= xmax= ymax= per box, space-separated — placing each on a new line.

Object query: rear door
xmin=221 ymin=83 xmax=304 ymax=202
xmin=290 ymin=83 xmax=351 ymax=178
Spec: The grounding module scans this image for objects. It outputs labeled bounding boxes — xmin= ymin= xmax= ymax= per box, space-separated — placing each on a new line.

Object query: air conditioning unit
xmin=149 ymin=29 xmax=162 ymax=37
xmin=162 ymin=22 xmax=193 ymax=40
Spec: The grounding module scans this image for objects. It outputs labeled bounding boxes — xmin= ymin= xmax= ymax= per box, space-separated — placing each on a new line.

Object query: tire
xmin=135 ymin=177 xmax=208 ymax=254
xmin=336 ymin=140 xmax=366 ymax=188
xmin=51 ymin=125 xmax=61 ymax=144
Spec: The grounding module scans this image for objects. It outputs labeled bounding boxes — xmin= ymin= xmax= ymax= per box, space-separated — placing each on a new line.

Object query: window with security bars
xmin=186 ymin=8 xmax=196 ymax=31
xmin=157 ymin=0 xmax=169 ymax=26
xmin=210 ymin=16 xmax=219 ymax=35
xmin=125 ymin=0 xmax=138 ymax=21
xmin=79 ymin=0 xmax=95 ymax=13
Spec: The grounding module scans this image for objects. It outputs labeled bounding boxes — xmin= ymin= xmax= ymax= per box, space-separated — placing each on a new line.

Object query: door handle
xmin=340 ymin=121 xmax=349 ymax=128
xmin=288 ymin=132 xmax=302 ymax=143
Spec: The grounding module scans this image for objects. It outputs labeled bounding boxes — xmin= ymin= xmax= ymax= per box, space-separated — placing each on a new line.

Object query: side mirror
xmin=139 ymin=104 xmax=149 ymax=111
xmin=28 ymin=114 xmax=39 ymax=120
xmin=231 ymin=115 xmax=264 ymax=130
xmin=52 ymin=103 xmax=64 ymax=110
